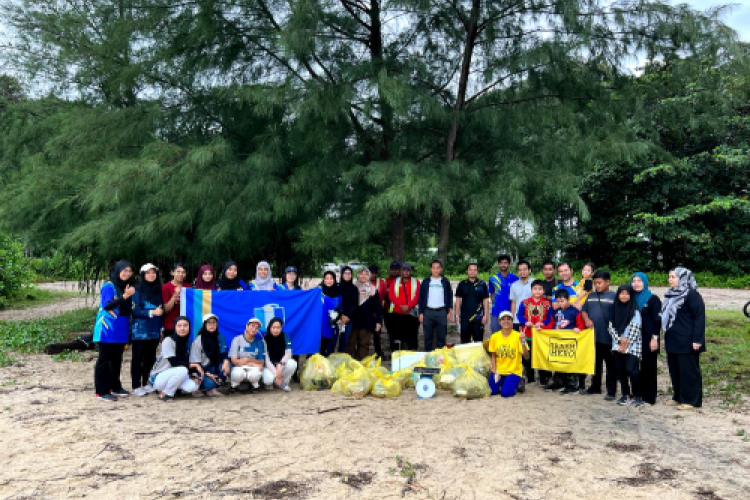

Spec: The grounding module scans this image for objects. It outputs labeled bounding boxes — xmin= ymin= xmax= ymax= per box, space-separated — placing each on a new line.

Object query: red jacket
xmin=372 ymin=278 xmax=387 ymax=308
xmin=388 ymin=277 xmax=420 ymax=315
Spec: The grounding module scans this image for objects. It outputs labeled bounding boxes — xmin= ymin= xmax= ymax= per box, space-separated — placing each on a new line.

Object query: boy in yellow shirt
xmin=488 ymin=311 xmax=529 ymax=397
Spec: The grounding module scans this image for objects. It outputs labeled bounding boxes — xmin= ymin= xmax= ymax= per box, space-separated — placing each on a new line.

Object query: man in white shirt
xmin=509 ymin=260 xmax=533 ymax=333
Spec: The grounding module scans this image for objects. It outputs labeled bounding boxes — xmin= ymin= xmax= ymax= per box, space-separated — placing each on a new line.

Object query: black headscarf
xmin=339 ymin=266 xmax=359 ymax=314
xmin=217 ymin=261 xmax=241 ymax=290
xmin=319 ymin=271 xmax=341 ymax=298
xmin=196 ymin=316 xmax=221 ymax=366
xmin=136 ymin=266 xmax=163 ymax=306
xmin=110 ymin=260 xmax=135 ymax=292
xmin=265 ymin=317 xmax=288 ymax=363
xmin=169 ymin=316 xmax=192 ymax=365
xmin=612 ymin=285 xmax=638 ymax=336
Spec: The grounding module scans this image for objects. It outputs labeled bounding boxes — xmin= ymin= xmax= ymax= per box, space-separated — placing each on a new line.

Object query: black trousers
xmin=320 ymin=337 xmax=331 ymax=356
xmin=94 ymin=342 xmax=126 ymax=395
xmin=372 ymin=329 xmax=385 ymax=357
xmin=667 ymin=352 xmax=702 ymax=407
xmin=615 ymin=352 xmax=640 ymax=398
xmin=389 ymin=313 xmax=420 ymax=351
xmin=130 ymin=338 xmax=160 ymax=389
xmin=590 ymin=342 xmax=618 ymax=396
xmin=639 ymin=346 xmax=659 ymax=405
xmin=460 ymin=321 xmax=484 ymax=344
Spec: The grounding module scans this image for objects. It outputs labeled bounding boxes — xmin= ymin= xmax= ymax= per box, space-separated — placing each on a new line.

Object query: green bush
xmin=28 ymin=251 xmax=89 ymax=281
xmin=0 ymin=234 xmax=36 ymax=307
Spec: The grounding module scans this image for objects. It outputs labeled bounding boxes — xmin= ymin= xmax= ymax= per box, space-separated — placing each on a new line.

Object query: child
xmin=551 ymin=289 xmax=586 ymax=395
xmin=609 ymin=285 xmax=644 ymax=406
xmin=581 ymin=269 xmax=617 ymax=399
xmin=516 ymin=279 xmax=553 ymax=385
xmin=574 ymin=262 xmax=595 ymax=308
xmin=189 ymin=313 xmax=230 ymax=397
xmin=488 ymin=311 xmax=529 ymax=397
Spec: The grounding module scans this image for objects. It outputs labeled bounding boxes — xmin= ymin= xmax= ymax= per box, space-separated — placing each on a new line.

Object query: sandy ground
xmin=1 ymin=349 xmax=749 ymax=500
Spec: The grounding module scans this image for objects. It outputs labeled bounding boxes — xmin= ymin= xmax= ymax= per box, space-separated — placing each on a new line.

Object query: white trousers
xmin=230 ymin=366 xmax=262 ymax=388
xmin=153 ymin=367 xmax=199 ymax=397
xmin=262 ymin=359 xmax=298 ymax=386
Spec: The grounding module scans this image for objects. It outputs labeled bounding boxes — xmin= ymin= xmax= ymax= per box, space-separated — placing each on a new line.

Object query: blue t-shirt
xmin=553 ymin=306 xmax=581 ymax=330
xmin=488 ymin=272 xmax=519 ymax=317
xmin=551 ymin=282 xmax=579 ymax=304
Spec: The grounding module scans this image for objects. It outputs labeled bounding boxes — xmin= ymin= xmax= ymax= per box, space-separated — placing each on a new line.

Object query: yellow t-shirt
xmin=488 ymin=330 xmax=524 ymax=377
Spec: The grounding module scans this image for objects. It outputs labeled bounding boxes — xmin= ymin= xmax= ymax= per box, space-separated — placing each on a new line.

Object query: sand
xmin=1 ymin=349 xmax=749 ymax=500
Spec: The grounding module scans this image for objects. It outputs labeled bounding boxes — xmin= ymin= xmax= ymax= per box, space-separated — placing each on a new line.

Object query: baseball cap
xmin=389 ymin=261 xmax=401 ymax=270
xmin=285 ymin=266 xmax=298 ymax=273
xmin=498 ymin=311 xmax=514 ymax=320
xmin=368 ymin=264 xmax=379 ymax=273
xmin=402 ymin=263 xmax=413 ymax=270
xmin=140 ymin=263 xmax=158 ymax=273
xmin=246 ymin=317 xmax=262 ymax=326
xmin=202 ymin=313 xmax=219 ymax=323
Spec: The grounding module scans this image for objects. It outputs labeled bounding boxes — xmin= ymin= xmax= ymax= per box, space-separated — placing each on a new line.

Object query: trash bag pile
xmin=451 ymin=366 xmax=491 ymax=399
xmin=301 ymin=354 xmax=337 ymax=391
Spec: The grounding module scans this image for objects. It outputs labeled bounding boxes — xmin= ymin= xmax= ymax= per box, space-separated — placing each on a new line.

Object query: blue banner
xmin=181 ymin=289 xmax=323 ymax=355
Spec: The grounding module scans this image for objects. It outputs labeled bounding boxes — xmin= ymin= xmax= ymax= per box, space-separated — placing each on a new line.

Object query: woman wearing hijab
xmin=608 ymin=285 xmax=644 ymax=407
xmin=248 ymin=261 xmax=279 ymax=290
xmin=631 ymin=272 xmax=662 ymax=406
xmin=93 ymin=261 xmax=136 ymax=402
xmin=347 ymin=268 xmax=383 ymax=360
xmin=189 ymin=313 xmax=229 ymax=397
xmin=333 ymin=266 xmax=359 ymax=354
xmin=262 ymin=317 xmax=296 ymax=391
xmin=130 ymin=264 xmax=164 ymax=396
xmin=662 ymin=268 xmax=706 ymax=410
xmin=319 ymin=271 xmax=342 ymax=355
xmin=149 ymin=316 xmax=200 ymax=402
xmin=216 ymin=261 xmax=248 ymax=291
xmin=194 ymin=264 xmax=217 ymax=290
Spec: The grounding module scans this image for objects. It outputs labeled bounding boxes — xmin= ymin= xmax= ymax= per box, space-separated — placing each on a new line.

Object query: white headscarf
xmin=355 ymin=268 xmax=376 ymax=305
xmin=253 ymin=261 xmax=275 ymax=290
xmin=661 ymin=267 xmax=697 ymax=332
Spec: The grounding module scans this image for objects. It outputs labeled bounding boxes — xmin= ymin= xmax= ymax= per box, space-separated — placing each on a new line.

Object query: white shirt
xmin=509 ymin=279 xmax=533 ymax=319
xmin=427 ymin=277 xmax=445 ymax=308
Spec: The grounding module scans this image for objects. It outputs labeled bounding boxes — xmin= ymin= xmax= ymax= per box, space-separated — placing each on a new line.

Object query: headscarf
xmin=661 ymin=267 xmax=698 ymax=332
xmin=196 ymin=315 xmax=220 ymax=366
xmin=136 ymin=264 xmax=163 ymax=306
xmin=611 ymin=285 xmax=638 ymax=336
xmin=631 ymin=272 xmax=653 ymax=312
xmin=109 ymin=260 xmax=135 ymax=315
xmin=339 ymin=266 xmax=359 ymax=313
xmin=264 ymin=317 xmax=288 ymax=361
xmin=195 ymin=264 xmax=217 ymax=290
xmin=355 ymin=268 xmax=376 ymax=305
xmin=217 ymin=261 xmax=241 ymax=290
xmin=319 ymin=271 xmax=341 ymax=298
xmin=253 ymin=261 xmax=275 ymax=290
xmin=170 ymin=316 xmax=192 ymax=363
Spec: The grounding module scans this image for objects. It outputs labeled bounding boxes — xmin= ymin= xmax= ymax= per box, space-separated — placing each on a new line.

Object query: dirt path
xmin=0 ymin=352 xmax=748 ymax=500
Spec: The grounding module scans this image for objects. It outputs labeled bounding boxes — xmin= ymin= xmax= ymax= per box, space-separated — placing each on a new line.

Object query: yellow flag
xmin=531 ymin=328 xmax=596 ymax=375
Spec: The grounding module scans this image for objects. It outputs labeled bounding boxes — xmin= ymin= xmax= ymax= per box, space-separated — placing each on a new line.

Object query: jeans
xmin=422 ymin=308 xmax=447 ymax=352
xmin=199 ymin=363 xmax=226 ymax=391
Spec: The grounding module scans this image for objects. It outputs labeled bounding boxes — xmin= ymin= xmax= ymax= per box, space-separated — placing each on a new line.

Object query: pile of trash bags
xmin=300 ymin=345 xmax=491 ymax=399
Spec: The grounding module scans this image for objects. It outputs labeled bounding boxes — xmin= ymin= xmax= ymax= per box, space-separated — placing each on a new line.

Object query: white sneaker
xmin=279 ymin=382 xmax=291 ymax=392
xmin=133 ymin=385 xmax=155 ymax=396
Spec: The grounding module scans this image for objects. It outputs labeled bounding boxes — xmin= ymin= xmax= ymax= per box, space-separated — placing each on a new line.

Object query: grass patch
xmin=703 ymin=310 xmax=750 ymax=403
xmin=0 ymin=308 xmax=96 ymax=366
xmin=0 ymin=288 xmax=82 ymax=310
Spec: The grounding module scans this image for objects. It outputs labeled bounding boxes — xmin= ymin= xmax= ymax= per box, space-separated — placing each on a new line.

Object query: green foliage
xmin=702 ymin=311 xmax=750 ymax=404
xmin=28 ymin=251 xmax=92 ymax=281
xmin=0 ymin=308 xmax=96 ymax=364
xmin=0 ymin=234 xmax=36 ymax=307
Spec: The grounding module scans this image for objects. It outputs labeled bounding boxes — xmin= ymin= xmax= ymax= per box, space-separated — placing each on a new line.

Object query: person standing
xmin=216 ymin=262 xmax=248 ymax=291
xmin=248 ymin=261 xmax=278 ymax=290
xmin=94 ymin=261 xmax=136 ymax=402
xmin=632 ymin=272 xmax=662 ymax=406
xmin=130 ymin=263 xmax=164 ymax=396
xmin=488 ymin=255 xmax=519 ymax=333
xmin=334 ymin=266 xmax=359 ymax=354
xmin=581 ymin=270 xmax=617 ymax=399
xmin=418 ymin=260 xmax=453 ymax=352
xmin=662 ymin=268 xmax=705 ymax=410
xmin=551 ymin=262 xmax=578 ymax=309
xmin=348 ymin=268 xmax=383 ymax=360
xmin=368 ymin=264 xmax=388 ymax=358
xmin=194 ymin=264 xmax=217 ymax=290
xmin=383 ymin=262 xmax=401 ymax=355
xmin=162 ymin=263 xmax=191 ymax=337
xmin=319 ymin=271 xmax=342 ymax=355
xmin=509 ymin=260 xmax=533 ymax=333
xmin=387 ymin=263 xmax=421 ymax=351
xmin=454 ymin=263 xmax=489 ymax=343
xmin=540 ymin=260 xmax=560 ymax=301
xmin=279 ymin=266 xmax=301 ymax=290
xmin=608 ymin=286 xmax=644 ymax=406
xmin=516 ymin=280 xmax=554 ymax=385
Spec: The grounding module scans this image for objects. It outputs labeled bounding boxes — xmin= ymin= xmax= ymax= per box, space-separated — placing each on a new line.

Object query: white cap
xmin=202 ymin=313 xmax=218 ymax=323
xmin=140 ymin=263 xmax=158 ymax=273
xmin=246 ymin=317 xmax=262 ymax=326
xmin=498 ymin=311 xmax=514 ymax=320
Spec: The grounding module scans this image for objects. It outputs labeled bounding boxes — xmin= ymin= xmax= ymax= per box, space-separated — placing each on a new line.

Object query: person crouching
xmin=228 ymin=318 xmax=266 ymax=392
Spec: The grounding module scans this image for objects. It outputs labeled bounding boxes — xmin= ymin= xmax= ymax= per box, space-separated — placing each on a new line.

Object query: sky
xmin=683 ymin=0 xmax=750 ymax=41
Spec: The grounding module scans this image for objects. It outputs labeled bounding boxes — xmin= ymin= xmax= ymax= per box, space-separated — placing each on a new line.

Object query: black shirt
xmin=664 ymin=289 xmax=706 ymax=354
xmin=455 ymin=278 xmax=489 ymax=323
xmin=542 ymin=279 xmax=561 ymax=301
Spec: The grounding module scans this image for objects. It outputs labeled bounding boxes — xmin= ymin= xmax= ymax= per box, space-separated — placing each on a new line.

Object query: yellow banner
xmin=531 ymin=328 xmax=595 ymax=375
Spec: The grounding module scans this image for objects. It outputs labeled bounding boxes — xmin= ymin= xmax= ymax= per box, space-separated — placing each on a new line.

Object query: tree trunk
xmin=437 ymin=0 xmax=481 ymax=265
xmin=391 ymin=213 xmax=405 ymax=263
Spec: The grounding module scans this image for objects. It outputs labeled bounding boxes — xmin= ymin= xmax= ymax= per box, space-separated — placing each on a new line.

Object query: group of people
xmin=92 ymin=257 xmax=706 ymax=410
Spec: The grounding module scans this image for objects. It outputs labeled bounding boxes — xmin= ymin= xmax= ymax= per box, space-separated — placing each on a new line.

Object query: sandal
xmin=159 ymin=394 xmax=174 ymax=402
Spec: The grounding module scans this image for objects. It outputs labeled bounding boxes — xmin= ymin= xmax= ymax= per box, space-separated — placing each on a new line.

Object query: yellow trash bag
xmin=331 ymin=367 xmax=373 ymax=398
xmin=371 ymin=374 xmax=402 ymax=398
xmin=437 ymin=362 xmax=468 ymax=391
xmin=453 ymin=343 xmax=486 ymax=364
xmin=390 ymin=368 xmax=413 ymax=388
xmin=407 ymin=360 xmax=426 ymax=388
xmin=362 ymin=354 xmax=381 ymax=368
xmin=425 ymin=347 xmax=454 ymax=368
xmin=370 ymin=366 xmax=389 ymax=377
xmin=336 ymin=358 xmax=364 ymax=380
xmin=301 ymin=354 xmax=337 ymax=391
xmin=391 ymin=350 xmax=414 ymax=363
xmin=467 ymin=351 xmax=492 ymax=377
xmin=328 ymin=353 xmax=352 ymax=372
xmin=452 ymin=366 xmax=491 ymax=399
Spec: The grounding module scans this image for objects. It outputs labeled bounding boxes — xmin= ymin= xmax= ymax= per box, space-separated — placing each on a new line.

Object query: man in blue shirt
xmin=488 ymin=254 xmax=519 ymax=333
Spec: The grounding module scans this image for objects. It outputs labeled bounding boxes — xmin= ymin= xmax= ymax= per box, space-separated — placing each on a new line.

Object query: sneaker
xmin=560 ymin=386 xmax=576 ymax=395
xmin=279 ymin=382 xmax=292 ymax=392
xmin=604 ymin=394 xmax=616 ymax=401
xmin=617 ymin=396 xmax=632 ymax=406
xmin=111 ymin=389 xmax=130 ymax=398
xmin=132 ymin=387 xmax=147 ymax=397
xmin=517 ymin=378 xmax=526 ymax=394
xmin=96 ymin=393 xmax=118 ymax=402
xmin=633 ymin=397 xmax=645 ymax=407
xmin=250 ymin=384 xmax=260 ymax=394
xmin=581 ymin=388 xmax=601 ymax=396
